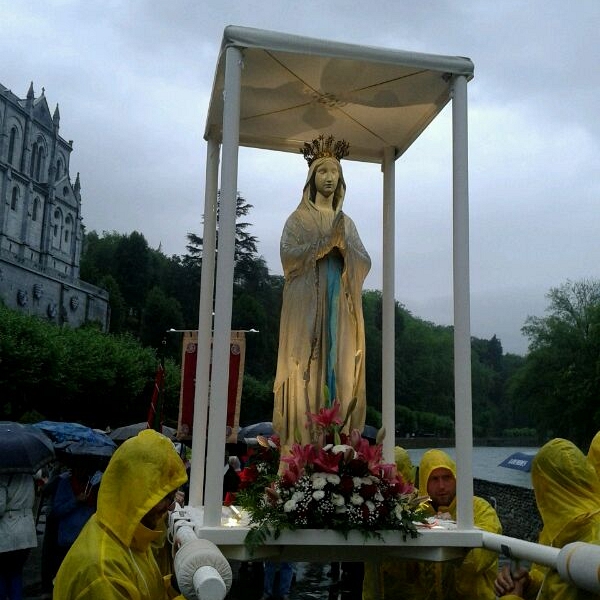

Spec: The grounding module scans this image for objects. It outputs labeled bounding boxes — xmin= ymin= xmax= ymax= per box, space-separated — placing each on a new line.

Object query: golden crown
xmin=300 ymin=134 xmax=350 ymax=166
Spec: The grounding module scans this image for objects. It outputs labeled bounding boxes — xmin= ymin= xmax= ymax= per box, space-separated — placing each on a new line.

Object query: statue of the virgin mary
xmin=273 ymin=135 xmax=371 ymax=456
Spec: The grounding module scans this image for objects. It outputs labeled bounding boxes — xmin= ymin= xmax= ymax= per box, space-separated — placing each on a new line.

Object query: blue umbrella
xmin=362 ymin=424 xmax=379 ymax=441
xmin=0 ymin=421 xmax=55 ymax=474
xmin=33 ymin=420 xmax=115 ymax=448
xmin=498 ymin=451 xmax=536 ymax=472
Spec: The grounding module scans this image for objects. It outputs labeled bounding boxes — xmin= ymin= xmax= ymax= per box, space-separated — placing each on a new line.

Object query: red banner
xmin=146 ymin=362 xmax=165 ymax=432
xmin=177 ymin=331 xmax=245 ymax=443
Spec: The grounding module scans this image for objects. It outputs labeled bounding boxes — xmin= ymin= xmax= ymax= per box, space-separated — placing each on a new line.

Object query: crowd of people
xmin=3 ymin=429 xmax=600 ymax=599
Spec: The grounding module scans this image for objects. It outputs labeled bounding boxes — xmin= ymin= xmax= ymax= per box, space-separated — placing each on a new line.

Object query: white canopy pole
xmin=381 ymin=147 xmax=396 ymax=463
xmin=188 ymin=136 xmax=220 ymax=507
xmin=203 ymin=46 xmax=243 ymax=526
xmin=452 ymin=74 xmax=474 ymax=529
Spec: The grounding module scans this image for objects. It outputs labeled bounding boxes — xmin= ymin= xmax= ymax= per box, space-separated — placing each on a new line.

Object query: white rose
xmin=350 ymin=493 xmax=364 ymax=505
xmin=352 ymin=477 xmax=362 ymax=488
xmin=284 ymin=499 xmax=297 ymax=513
xmin=326 ymin=474 xmax=340 ymax=485
xmin=394 ymin=504 xmax=404 ymax=520
xmin=312 ymin=490 xmax=325 ymax=500
xmin=331 ymin=493 xmax=345 ymax=507
xmin=311 ymin=474 xmax=327 ymax=489
xmin=365 ymin=500 xmax=375 ymax=512
xmin=332 ymin=444 xmax=354 ymax=455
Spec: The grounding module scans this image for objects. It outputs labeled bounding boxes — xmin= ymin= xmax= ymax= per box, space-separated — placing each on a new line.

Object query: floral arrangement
xmin=234 ymin=400 xmax=426 ymax=552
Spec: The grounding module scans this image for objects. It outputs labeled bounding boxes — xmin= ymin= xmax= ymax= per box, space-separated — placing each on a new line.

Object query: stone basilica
xmin=0 ymin=81 xmax=109 ymax=329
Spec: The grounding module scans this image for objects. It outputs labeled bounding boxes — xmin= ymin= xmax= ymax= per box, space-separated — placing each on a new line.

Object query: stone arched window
xmin=52 ymin=208 xmax=64 ymax=249
xmin=32 ymin=197 xmax=41 ymax=221
xmin=35 ymin=146 xmax=45 ymax=181
xmin=10 ymin=187 xmax=19 ymax=210
xmin=29 ymin=144 xmax=36 ymax=177
xmin=29 ymin=136 xmax=46 ymax=181
xmin=64 ymin=214 xmax=73 ymax=244
xmin=8 ymin=127 xmax=18 ymax=166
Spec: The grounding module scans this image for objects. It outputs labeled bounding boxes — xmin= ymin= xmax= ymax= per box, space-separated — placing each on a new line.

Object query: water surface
xmin=406 ymin=446 xmax=538 ymax=489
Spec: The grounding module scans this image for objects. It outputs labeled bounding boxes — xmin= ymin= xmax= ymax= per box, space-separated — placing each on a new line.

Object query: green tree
xmin=185 ymin=192 xmax=258 ymax=285
xmin=362 ymin=290 xmax=384 ymax=411
xmin=140 ymin=287 xmax=184 ymax=353
xmin=98 ymin=274 xmax=125 ymax=333
xmin=509 ymin=279 xmax=600 ymax=447
xmin=114 ymin=231 xmax=152 ymax=330
xmin=238 ymin=374 xmax=274 ymax=425
xmin=79 ymin=230 xmax=121 ymax=284
xmin=0 ymin=303 xmax=180 ymax=428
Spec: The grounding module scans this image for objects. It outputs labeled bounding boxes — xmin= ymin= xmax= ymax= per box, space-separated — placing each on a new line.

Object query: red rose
xmin=239 ymin=465 xmax=258 ymax=488
xmin=339 ymin=475 xmax=355 ymax=494
xmin=360 ymin=483 xmax=378 ymax=499
xmin=346 ymin=458 xmax=369 ymax=477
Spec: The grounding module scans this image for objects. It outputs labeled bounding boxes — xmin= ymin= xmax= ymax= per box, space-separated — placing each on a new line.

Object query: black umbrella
xmin=0 ymin=421 xmax=55 ymax=474
xmin=55 ymin=440 xmax=116 ymax=470
xmin=237 ymin=421 xmax=274 ymax=441
xmin=109 ymin=422 xmax=177 ymax=443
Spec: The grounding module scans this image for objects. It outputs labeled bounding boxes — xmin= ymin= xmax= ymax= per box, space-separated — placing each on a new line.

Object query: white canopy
xmin=193 ymin=26 xmax=475 ymax=542
xmin=205 ymin=25 xmax=474 ymax=161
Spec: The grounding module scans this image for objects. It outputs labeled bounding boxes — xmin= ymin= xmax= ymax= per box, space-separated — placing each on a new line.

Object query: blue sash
xmin=325 ymin=253 xmax=343 ymax=405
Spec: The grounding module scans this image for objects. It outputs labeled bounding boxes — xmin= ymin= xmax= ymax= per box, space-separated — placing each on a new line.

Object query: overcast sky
xmin=2 ymin=0 xmax=598 ymax=355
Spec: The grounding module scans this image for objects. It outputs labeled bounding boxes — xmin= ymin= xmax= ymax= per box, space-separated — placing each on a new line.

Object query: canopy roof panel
xmin=205 ymin=25 xmax=474 ymax=163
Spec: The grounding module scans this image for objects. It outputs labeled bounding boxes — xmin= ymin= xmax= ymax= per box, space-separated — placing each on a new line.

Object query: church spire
xmin=74 ymin=172 xmax=81 ymax=195
xmin=53 ymin=103 xmax=60 ymax=129
xmin=27 ymin=81 xmax=34 ymax=99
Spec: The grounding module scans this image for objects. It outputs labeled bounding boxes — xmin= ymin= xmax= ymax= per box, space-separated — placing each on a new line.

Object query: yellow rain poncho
xmin=501 ymin=438 xmax=600 ymax=600
xmin=412 ymin=449 xmax=502 ymax=600
xmin=363 ymin=447 xmax=416 ymax=600
xmin=364 ymin=447 xmax=500 ymax=599
xmin=53 ymin=429 xmax=187 ymax=600
xmin=587 ymin=430 xmax=600 ymax=478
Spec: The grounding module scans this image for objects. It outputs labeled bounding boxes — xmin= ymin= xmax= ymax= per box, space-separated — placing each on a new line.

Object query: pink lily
xmin=356 ymin=442 xmax=384 ymax=475
xmin=308 ymin=401 xmax=343 ymax=431
xmin=280 ymin=442 xmax=317 ymax=472
xmin=313 ymin=448 xmax=342 ymax=473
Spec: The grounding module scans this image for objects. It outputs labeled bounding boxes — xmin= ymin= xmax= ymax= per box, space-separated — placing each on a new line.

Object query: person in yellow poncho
xmin=363 ymin=448 xmax=501 ymax=600
xmin=362 ymin=446 xmax=417 ymax=599
xmin=494 ymin=438 xmax=600 ymax=600
xmin=53 ymin=429 xmax=188 ymax=600
xmin=413 ymin=449 xmax=501 ymax=600
xmin=587 ymin=430 xmax=600 ymax=477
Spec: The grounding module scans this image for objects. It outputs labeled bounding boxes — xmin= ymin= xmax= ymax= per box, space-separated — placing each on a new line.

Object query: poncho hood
xmin=394 ymin=446 xmax=416 ymax=485
xmin=96 ymin=429 xmax=187 ymax=546
xmin=418 ymin=449 xmax=457 ymax=509
xmin=532 ymin=437 xmax=600 ymax=546
xmin=587 ymin=430 xmax=600 ymax=478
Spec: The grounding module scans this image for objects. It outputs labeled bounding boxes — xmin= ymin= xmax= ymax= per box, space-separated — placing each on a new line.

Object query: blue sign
xmin=498 ymin=451 xmax=536 ymax=472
